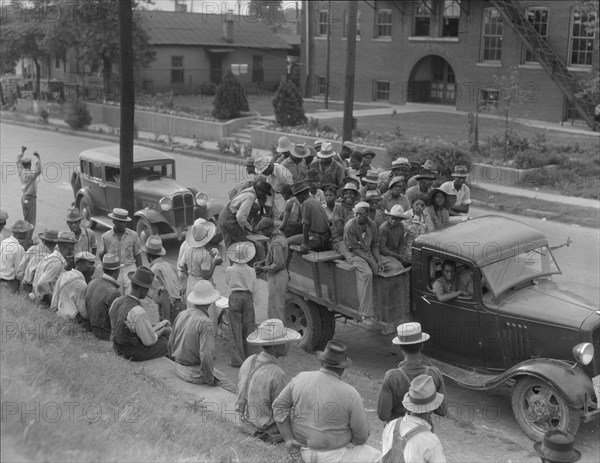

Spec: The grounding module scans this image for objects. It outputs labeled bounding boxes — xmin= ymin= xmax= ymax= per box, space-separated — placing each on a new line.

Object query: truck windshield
xmin=132 ymin=162 xmax=174 ymax=180
xmin=480 ymin=245 xmax=560 ymax=298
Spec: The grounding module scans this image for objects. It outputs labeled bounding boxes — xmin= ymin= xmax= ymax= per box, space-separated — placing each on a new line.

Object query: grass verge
xmin=470 ymin=186 xmax=600 ymax=228
xmin=0 ymin=287 xmax=286 ymax=462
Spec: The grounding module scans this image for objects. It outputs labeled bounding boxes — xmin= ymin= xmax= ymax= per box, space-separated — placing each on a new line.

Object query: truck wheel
xmin=285 ymin=294 xmax=322 ymax=353
xmin=79 ymin=197 xmax=97 ymax=230
xmin=511 ymin=376 xmax=581 ymax=441
xmin=318 ymin=308 xmax=336 ymax=349
xmin=136 ymin=217 xmax=156 ymax=244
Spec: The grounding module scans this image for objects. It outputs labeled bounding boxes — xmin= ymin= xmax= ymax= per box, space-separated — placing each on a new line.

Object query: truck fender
xmin=503 ymin=359 xmax=595 ymax=409
xmin=133 ymin=209 xmax=170 ymax=226
xmin=75 ymin=188 xmax=96 ymax=214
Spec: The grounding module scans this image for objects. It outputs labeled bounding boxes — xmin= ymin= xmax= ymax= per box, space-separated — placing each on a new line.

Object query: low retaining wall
xmin=470 ymin=162 xmax=558 ymax=186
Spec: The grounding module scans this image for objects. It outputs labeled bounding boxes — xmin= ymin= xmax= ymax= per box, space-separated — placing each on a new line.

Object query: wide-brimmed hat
xmin=291 ymin=142 xmax=310 ymax=159
xmin=427 ymin=188 xmax=448 ymax=207
xmin=143 ymin=235 xmax=166 ymax=256
xmin=247 ymin=319 xmax=301 ymax=345
xmin=186 ymin=218 xmax=216 ymax=248
xmin=254 ymin=155 xmax=272 ymax=175
xmin=361 ymin=171 xmax=380 ymax=185
xmin=534 ymin=431 xmax=581 ymax=463
xmin=402 ymin=374 xmax=444 ymax=414
xmin=315 ymin=340 xmax=353 ymax=368
xmin=0 ymin=210 xmax=9 ymax=225
xmin=353 ymin=201 xmax=370 ymax=213
xmin=66 ymin=207 xmax=82 ymax=222
xmin=317 ymin=142 xmax=336 ymax=159
xmin=391 ymin=157 xmax=410 ymax=169
xmin=365 ymin=190 xmax=382 ymax=202
xmin=314 ymin=139 xmax=326 ymax=150
xmin=187 ymin=280 xmax=221 ymax=306
xmin=276 ymin=136 xmax=293 ymax=153
xmin=108 ymin=208 xmax=132 ymax=222
xmin=451 ymin=165 xmax=469 ymax=178
xmin=292 ymin=181 xmax=310 ymax=195
xmin=393 ymin=322 xmax=430 ymax=345
xmin=388 ymin=176 xmax=405 ymax=189
xmin=101 ymin=254 xmax=124 ymax=270
xmin=342 ymin=183 xmax=359 ymax=195
xmin=38 ymin=229 xmax=59 ymax=243
xmin=386 ymin=205 xmax=411 ymax=220
xmin=11 ymin=220 xmax=33 ymax=233
xmin=254 ymin=178 xmax=273 ymax=196
xmin=55 ymin=231 xmax=77 ymax=244
xmin=362 ymin=150 xmax=376 ymax=159
xmin=128 ymin=266 xmax=154 ymax=288
xmin=421 ymin=160 xmax=438 ymax=173
xmin=74 ymin=251 xmax=96 ymax=263
xmin=226 ymin=241 xmax=256 ymax=264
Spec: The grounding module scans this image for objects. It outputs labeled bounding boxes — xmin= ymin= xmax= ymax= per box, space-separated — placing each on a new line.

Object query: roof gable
xmin=137 ymin=10 xmax=291 ymax=50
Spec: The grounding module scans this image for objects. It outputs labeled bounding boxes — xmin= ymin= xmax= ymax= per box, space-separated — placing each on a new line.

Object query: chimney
xmin=223 ymin=10 xmax=234 ymax=43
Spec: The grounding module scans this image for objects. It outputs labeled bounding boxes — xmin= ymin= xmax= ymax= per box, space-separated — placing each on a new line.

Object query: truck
xmin=280 ymin=215 xmax=600 ymax=441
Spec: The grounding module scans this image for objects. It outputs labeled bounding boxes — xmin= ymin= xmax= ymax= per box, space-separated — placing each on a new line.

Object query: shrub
xmin=64 ymin=101 xmax=92 ymax=129
xmin=201 ymin=83 xmax=217 ymax=96
xmin=39 ymin=109 xmax=49 ymax=124
xmin=217 ymin=140 xmax=230 ymax=153
xmin=272 ymin=81 xmax=307 ymax=127
xmin=212 ymin=71 xmax=249 ymax=120
xmin=514 ymin=149 xmax=546 ymax=169
xmin=243 ymin=144 xmax=253 ymax=157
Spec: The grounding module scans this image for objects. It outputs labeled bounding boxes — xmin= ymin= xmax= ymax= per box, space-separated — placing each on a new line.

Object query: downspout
xmin=304 ymin=0 xmax=310 ymax=96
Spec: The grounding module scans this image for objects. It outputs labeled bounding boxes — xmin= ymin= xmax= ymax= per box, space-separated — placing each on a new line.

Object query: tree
xmin=272 ymin=81 xmax=307 ymax=127
xmin=212 ymin=70 xmax=249 ymax=120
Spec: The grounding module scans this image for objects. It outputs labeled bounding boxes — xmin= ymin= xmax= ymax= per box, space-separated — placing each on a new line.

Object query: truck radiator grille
xmin=172 ymin=193 xmax=195 ymax=228
xmin=506 ymin=322 xmax=530 ymax=362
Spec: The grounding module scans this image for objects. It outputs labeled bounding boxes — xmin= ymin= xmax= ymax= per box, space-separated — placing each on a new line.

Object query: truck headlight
xmin=159 ymin=197 xmax=173 ymax=211
xmin=195 ymin=192 xmax=208 ymax=207
xmin=572 ymin=342 xmax=594 ymax=366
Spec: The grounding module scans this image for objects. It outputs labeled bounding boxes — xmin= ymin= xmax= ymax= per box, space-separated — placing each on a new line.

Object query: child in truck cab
xmin=432 ymin=260 xmax=469 ymax=302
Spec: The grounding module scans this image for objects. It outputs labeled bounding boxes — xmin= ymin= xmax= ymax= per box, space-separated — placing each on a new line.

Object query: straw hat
xmin=276 ymin=136 xmax=293 ymax=153
xmin=365 ymin=190 xmax=382 ymax=202
xmin=291 ymin=143 xmax=310 ymax=159
xmin=402 ymin=374 xmax=444 ymax=414
xmin=55 ymin=231 xmax=77 ymax=244
xmin=534 ymin=431 xmax=581 ymax=463
xmin=391 ymin=157 xmax=410 ymax=168
xmin=74 ymin=251 xmax=96 ymax=263
xmin=128 ymin=266 xmax=154 ymax=288
xmin=388 ymin=176 xmax=405 ymax=189
xmin=353 ymin=201 xmax=370 ymax=213
xmin=226 ymin=241 xmax=256 ymax=264
xmin=108 ymin=208 xmax=132 ymax=222
xmin=11 ymin=220 xmax=33 ymax=233
xmin=254 ymin=155 xmax=272 ymax=175
xmin=421 ymin=160 xmax=438 ymax=173
xmin=187 ymin=280 xmax=221 ymax=306
xmin=315 ymin=340 xmax=353 ymax=368
xmin=186 ymin=218 xmax=216 ymax=248
xmin=292 ymin=181 xmax=310 ymax=196
xmin=101 ymin=254 xmax=124 ymax=270
xmin=246 ymin=319 xmax=301 ymax=345
xmin=385 ymin=205 xmax=411 ymax=220
xmin=361 ymin=171 xmax=380 ymax=185
xmin=66 ymin=207 xmax=82 ymax=222
xmin=342 ymin=183 xmax=359 ymax=195
xmin=38 ymin=229 xmax=59 ymax=243
xmin=451 ymin=165 xmax=469 ymax=178
xmin=392 ymin=322 xmax=430 ymax=345
xmin=143 ymin=235 xmax=166 ymax=256
xmin=317 ymin=142 xmax=336 ymax=159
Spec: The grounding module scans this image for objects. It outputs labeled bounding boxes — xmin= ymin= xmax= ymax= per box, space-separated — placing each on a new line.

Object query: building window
xmin=317 ymin=9 xmax=328 ymax=36
xmin=480 ymin=88 xmax=500 ymax=110
xmin=252 ymin=55 xmax=263 ymax=82
xmin=413 ymin=1 xmax=432 ymax=37
xmin=442 ymin=0 xmax=460 ymax=37
xmin=343 ymin=9 xmax=361 ymax=39
xmin=570 ymin=9 xmax=596 ymax=66
xmin=481 ymin=7 xmax=503 ymax=62
xmin=375 ymin=9 xmax=392 ymax=38
xmin=171 ymin=56 xmax=184 ymax=84
xmin=231 ymin=64 xmax=248 ymax=75
xmin=374 ymin=81 xmax=390 ymax=101
xmin=317 ymin=76 xmax=327 ymax=96
xmin=523 ymin=7 xmax=549 ymax=63
xmin=55 ymin=55 xmax=60 ymax=69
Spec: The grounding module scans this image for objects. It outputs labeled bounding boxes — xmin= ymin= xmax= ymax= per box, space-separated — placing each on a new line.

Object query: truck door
xmin=81 ymin=160 xmax=108 ymax=214
xmin=104 ymin=165 xmax=121 ymax=214
xmin=413 ymin=252 xmax=485 ymax=368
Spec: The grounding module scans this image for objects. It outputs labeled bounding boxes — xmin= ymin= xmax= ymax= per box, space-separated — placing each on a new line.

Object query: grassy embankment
xmin=0 ymin=287 xmax=286 ymax=462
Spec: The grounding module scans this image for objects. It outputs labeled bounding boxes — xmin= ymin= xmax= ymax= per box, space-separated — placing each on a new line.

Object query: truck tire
xmin=511 ymin=376 xmax=581 ymax=441
xmin=318 ymin=308 xmax=336 ymax=349
xmin=78 ymin=197 xmax=97 ymax=230
xmin=136 ymin=217 xmax=157 ymax=245
xmin=285 ymin=294 xmax=322 ymax=353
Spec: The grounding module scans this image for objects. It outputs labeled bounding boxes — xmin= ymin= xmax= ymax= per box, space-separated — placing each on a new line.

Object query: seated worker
xmin=432 ymin=260 xmax=469 ymax=302
xmin=287 ymin=181 xmax=331 ymax=253
xmin=279 ymin=184 xmax=302 ymax=238
xmin=379 ymin=205 xmax=411 ymax=272
xmin=331 ymin=183 xmax=359 ymax=259
xmin=440 ymin=165 xmax=471 ymax=216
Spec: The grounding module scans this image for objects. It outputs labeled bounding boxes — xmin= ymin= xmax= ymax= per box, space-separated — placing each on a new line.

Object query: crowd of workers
xmin=0 ymin=141 xmax=580 ymax=463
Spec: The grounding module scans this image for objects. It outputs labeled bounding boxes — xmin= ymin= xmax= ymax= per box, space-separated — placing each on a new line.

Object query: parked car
xmin=283 ymin=215 xmax=599 ymax=440
xmin=70 ymin=145 xmax=223 ymax=243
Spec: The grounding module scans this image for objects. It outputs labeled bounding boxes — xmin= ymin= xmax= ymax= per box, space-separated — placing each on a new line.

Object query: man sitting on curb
xmin=273 ymin=340 xmax=381 ymax=463
xmin=236 ymin=319 xmax=300 ymax=443
xmin=86 ymin=254 xmax=123 ymax=341
xmin=380 ymin=375 xmax=447 ymax=463
xmin=109 ymin=266 xmax=172 ymax=362
xmin=17 ymin=228 xmax=57 ymax=293
xmin=0 ymin=219 xmax=31 ymax=292
xmin=168 ymin=280 xmax=236 ymax=393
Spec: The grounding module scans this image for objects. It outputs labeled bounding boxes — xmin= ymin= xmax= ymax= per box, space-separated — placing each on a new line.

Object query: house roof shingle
xmin=138 ymin=10 xmax=291 ymax=50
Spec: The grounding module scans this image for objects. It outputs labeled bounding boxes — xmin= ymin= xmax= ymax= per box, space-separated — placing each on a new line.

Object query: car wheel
xmin=284 ymin=294 xmax=323 ymax=353
xmin=511 ymin=376 xmax=581 ymax=441
xmin=78 ymin=197 xmax=97 ymax=230
xmin=318 ymin=307 xmax=336 ymax=349
xmin=135 ymin=217 xmax=156 ymax=245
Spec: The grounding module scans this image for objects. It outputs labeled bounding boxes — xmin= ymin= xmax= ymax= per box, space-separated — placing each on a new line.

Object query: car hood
xmin=135 ymin=178 xmax=190 ymax=197
xmin=498 ymin=279 xmax=597 ymax=330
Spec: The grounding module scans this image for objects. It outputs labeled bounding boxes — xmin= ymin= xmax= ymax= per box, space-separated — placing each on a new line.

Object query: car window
xmin=88 ymin=161 xmax=103 ymax=180
xmin=427 ymin=256 xmax=474 ymax=301
xmin=80 ymin=160 xmax=90 ymax=176
xmin=105 ymin=166 xmax=120 ymax=183
xmin=132 ymin=162 xmax=174 ymax=180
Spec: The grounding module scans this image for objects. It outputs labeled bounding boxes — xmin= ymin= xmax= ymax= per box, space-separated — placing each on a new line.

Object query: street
xmin=1 ymin=122 xmax=599 ymax=462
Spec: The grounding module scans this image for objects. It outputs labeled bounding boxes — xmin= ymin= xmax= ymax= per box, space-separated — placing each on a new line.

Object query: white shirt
xmin=381 ymin=415 xmax=446 ymax=463
xmin=51 ymin=269 xmax=87 ymax=319
xmin=0 ymin=236 xmax=25 ymax=280
xmin=440 ymin=181 xmax=471 ymax=207
xmin=33 ymin=249 xmax=67 ymax=297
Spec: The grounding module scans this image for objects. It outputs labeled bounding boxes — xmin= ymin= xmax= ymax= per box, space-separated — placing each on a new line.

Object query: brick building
xmin=301 ymin=1 xmax=598 ymax=127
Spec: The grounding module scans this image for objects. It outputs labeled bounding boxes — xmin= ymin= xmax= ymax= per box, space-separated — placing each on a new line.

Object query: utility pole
xmin=119 ymin=0 xmax=135 ymax=220
xmin=324 ymin=0 xmax=331 ymax=109
xmin=342 ymin=1 xmax=357 ymax=141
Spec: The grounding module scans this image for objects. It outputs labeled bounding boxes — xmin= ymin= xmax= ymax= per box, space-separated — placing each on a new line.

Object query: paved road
xmin=1 ymin=123 xmax=598 ymax=461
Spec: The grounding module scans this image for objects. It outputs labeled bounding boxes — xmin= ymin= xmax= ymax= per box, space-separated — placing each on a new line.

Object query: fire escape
xmin=490 ymin=0 xmax=597 ymax=130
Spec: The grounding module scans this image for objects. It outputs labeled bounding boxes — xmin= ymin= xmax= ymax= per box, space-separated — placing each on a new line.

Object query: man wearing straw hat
xmin=66 ymin=206 xmax=97 ymax=255
xmin=280 ymin=142 xmax=309 ymax=183
xmin=380 ymin=375 xmax=446 ymax=463
xmin=17 ymin=228 xmax=57 ymax=292
xmin=273 ymin=340 xmax=381 ymax=462
xmin=236 ymin=319 xmax=300 ymax=443
xmin=406 ymin=163 xmax=437 ymax=205
xmin=439 ymin=165 xmax=471 ymax=216
xmin=378 ymin=205 xmax=412 ymax=273
xmin=253 ymin=155 xmax=293 ymax=219
xmin=310 ymin=142 xmax=345 ymax=189
xmin=377 ymin=322 xmax=446 ymax=425
xmin=99 ymin=208 xmax=142 ymax=295
xmin=51 ymin=251 xmax=96 ymax=323
xmin=169 ymin=280 xmax=236 ymax=392
xmin=0 ymin=219 xmax=32 ymax=292
xmin=533 ymin=430 xmax=581 ymax=463
xmin=110 ymin=266 xmax=172 ymax=362
xmin=273 ymin=135 xmax=293 ymax=164
xmin=86 ymin=254 xmax=123 ymax=340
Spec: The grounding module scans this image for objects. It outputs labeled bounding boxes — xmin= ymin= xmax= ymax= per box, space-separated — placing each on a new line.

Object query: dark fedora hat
xmin=292 ymin=181 xmax=310 ymax=196
xmin=315 ymin=340 xmax=353 ymax=368
xmin=254 ymin=178 xmax=273 ymax=196
xmin=38 ymin=229 xmax=59 ymax=243
xmin=533 ymin=431 xmax=581 ymax=463
xmin=128 ymin=266 xmax=155 ymax=288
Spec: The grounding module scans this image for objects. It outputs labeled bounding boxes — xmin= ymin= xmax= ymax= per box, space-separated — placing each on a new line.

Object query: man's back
xmin=381 ymin=415 xmax=446 ymax=463
xmin=169 ymin=308 xmax=214 ymax=367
